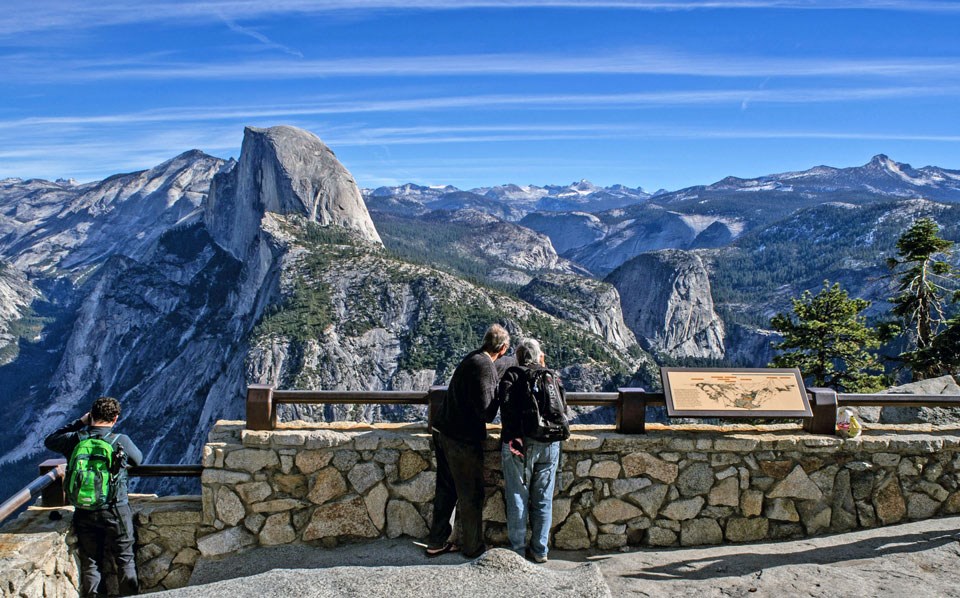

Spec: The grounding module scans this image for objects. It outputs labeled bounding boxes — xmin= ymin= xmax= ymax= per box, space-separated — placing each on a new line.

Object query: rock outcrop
xmin=170 ymin=548 xmax=611 ymax=598
xmin=518 ymin=273 xmax=638 ymax=352
xmin=206 ymin=126 xmax=381 ymax=260
xmin=607 ymin=249 xmax=725 ymax=359
xmin=872 ymin=375 xmax=960 ymax=424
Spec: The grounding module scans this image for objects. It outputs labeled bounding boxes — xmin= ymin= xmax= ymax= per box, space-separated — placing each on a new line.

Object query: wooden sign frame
xmin=660 ymin=367 xmax=812 ymax=418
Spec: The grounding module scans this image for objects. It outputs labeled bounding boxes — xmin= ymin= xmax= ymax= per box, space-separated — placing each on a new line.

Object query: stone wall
xmin=134 ymin=496 xmax=213 ymax=592
xmin=0 ymin=506 xmax=78 ymax=597
xmin=0 ymin=496 xmax=209 ymax=596
xmin=200 ymin=420 xmax=960 ymax=551
xmin=7 ymin=420 xmax=959 ymax=596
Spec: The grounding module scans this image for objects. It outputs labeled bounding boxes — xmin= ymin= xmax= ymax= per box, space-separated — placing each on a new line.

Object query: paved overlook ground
xmin=169 ymin=515 xmax=960 ymax=598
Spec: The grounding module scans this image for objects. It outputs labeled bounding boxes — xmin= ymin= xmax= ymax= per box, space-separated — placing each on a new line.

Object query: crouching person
xmin=497 ymin=338 xmax=570 ymax=563
xmin=45 ymin=396 xmax=143 ymax=596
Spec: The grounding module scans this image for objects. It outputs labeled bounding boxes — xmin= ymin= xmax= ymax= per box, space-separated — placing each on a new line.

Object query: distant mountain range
xmin=364 ymin=155 xmax=960 ymax=221
xmin=364 ymin=154 xmax=960 ymax=367
xmin=363 ymin=179 xmax=655 ymax=220
xmin=2 ymin=136 xmax=959 ymax=502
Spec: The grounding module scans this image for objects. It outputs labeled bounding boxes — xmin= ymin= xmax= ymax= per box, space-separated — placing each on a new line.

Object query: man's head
xmin=515 ymin=337 xmax=544 ymax=368
xmin=90 ymin=396 xmax=121 ymax=425
xmin=481 ymin=323 xmax=510 ymax=358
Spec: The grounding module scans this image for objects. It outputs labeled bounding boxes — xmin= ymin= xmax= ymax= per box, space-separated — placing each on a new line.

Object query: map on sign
xmin=661 ymin=368 xmax=812 ymax=418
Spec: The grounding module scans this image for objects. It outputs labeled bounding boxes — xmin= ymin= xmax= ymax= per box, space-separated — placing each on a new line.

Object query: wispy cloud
xmin=6 ymin=121 xmax=957 ymax=183
xmin=322 ymin=123 xmax=960 ymax=146
xmin=0 ymin=85 xmax=956 ymax=132
xmin=9 ymin=50 xmax=960 ymax=84
xmin=3 ymin=0 xmax=959 ymax=36
xmin=217 ymin=14 xmax=304 ymax=58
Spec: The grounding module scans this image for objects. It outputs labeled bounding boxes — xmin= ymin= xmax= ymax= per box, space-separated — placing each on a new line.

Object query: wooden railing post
xmin=616 ymin=388 xmax=647 ymax=434
xmin=247 ymin=384 xmax=276 ymax=431
xmin=39 ymin=458 xmax=66 ymax=507
xmin=426 ymin=386 xmax=446 ymax=431
xmin=803 ymin=387 xmax=839 ymax=435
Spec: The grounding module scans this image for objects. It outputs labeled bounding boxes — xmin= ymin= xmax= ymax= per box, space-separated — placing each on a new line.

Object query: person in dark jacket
xmin=45 ymin=396 xmax=143 ymax=597
xmin=425 ymin=323 xmax=510 ymax=559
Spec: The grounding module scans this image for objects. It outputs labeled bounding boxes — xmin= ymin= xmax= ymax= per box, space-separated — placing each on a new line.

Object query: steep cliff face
xmin=0 ymin=226 xmax=255 ymax=466
xmin=607 ymin=249 xmax=725 ymax=359
xmin=206 ymin=126 xmax=381 ymax=260
xmin=0 ymin=263 xmax=40 ymax=364
xmin=518 ymin=273 xmax=638 ymax=353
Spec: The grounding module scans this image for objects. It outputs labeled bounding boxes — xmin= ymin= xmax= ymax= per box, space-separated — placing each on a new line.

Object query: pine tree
xmin=887 ymin=217 xmax=955 ymax=379
xmin=905 ymin=315 xmax=960 ymax=377
xmin=769 ymin=281 xmax=885 ymax=392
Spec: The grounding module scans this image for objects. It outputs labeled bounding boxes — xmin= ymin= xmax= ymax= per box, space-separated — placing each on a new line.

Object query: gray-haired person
xmin=426 ymin=323 xmax=511 ymax=558
xmin=497 ymin=337 xmax=568 ymax=563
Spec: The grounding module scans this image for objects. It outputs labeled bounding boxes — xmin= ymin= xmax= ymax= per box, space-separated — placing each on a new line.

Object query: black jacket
xmin=497 ymin=364 xmax=566 ymax=443
xmin=44 ymin=419 xmax=143 ymax=506
xmin=434 ymin=349 xmax=502 ymax=443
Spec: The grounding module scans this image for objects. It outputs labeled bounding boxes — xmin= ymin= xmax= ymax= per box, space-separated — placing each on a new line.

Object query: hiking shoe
xmin=525 ymin=548 xmax=548 ymax=564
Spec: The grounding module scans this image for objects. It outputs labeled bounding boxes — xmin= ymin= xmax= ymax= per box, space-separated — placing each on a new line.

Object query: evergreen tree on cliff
xmin=769 ymin=281 xmax=885 ymax=392
xmin=887 ymin=217 xmax=956 ymax=380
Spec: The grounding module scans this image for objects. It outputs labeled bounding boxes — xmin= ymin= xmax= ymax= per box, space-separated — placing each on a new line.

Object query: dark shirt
xmin=44 ymin=418 xmax=144 ymax=506
xmin=495 ymin=354 xmax=517 ymax=378
xmin=434 ymin=349 xmax=502 ymax=443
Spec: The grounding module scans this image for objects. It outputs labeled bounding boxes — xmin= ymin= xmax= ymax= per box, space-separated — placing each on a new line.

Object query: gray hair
xmin=481 ymin=323 xmax=510 ymax=354
xmin=515 ymin=337 xmax=543 ymax=367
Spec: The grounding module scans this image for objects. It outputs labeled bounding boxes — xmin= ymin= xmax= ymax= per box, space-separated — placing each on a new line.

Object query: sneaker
xmin=525 ymin=548 xmax=548 ymax=564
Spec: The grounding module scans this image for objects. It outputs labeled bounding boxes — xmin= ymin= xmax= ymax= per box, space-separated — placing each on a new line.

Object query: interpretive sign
xmin=661 ymin=367 xmax=812 ymax=418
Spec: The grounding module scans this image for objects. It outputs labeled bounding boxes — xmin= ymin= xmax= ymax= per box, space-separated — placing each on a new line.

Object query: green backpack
xmin=65 ymin=432 xmax=121 ymax=510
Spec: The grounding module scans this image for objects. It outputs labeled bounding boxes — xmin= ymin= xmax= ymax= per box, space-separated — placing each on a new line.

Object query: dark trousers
xmin=73 ymin=504 xmax=139 ymax=597
xmin=427 ymin=431 xmax=486 ymax=557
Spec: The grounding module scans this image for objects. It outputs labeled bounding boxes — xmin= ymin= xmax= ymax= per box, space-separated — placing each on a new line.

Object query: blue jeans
xmin=501 ymin=439 xmax=561 ymax=558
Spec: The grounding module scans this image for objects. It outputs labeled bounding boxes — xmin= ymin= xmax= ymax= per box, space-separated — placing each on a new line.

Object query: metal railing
xmin=0 ymin=460 xmax=203 ymax=526
xmin=803 ymin=387 xmax=960 ymax=434
xmin=248 ymin=384 xmax=960 ymax=437
xmin=246 ymin=384 xmax=665 ymax=434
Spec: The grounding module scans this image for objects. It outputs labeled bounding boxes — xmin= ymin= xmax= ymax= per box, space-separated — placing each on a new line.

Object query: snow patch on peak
xmin=779 ymin=165 xmax=839 ymax=180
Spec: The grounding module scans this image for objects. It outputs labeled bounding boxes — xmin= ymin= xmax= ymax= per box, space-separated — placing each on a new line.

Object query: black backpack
xmin=519 ymin=367 xmax=571 ymax=442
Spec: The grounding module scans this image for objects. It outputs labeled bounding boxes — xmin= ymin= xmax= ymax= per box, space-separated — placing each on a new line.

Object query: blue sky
xmin=2 ymin=1 xmax=959 ymax=191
